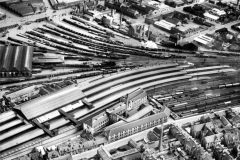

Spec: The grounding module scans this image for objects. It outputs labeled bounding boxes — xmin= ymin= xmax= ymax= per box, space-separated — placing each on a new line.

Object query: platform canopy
xmin=14 ymin=86 xmax=85 ymax=120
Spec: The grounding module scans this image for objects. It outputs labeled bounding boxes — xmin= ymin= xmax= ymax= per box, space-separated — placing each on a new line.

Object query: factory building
xmin=105 ymin=107 xmax=171 ymax=142
xmin=0 ymin=45 xmax=33 ymax=77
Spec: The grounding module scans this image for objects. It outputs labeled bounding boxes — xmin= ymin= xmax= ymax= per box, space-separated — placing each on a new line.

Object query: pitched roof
xmin=107 ymin=110 xmax=168 ymax=137
xmin=14 ymin=86 xmax=85 ymax=120
xmin=127 ymin=88 xmax=146 ymax=101
xmin=165 ymin=18 xmax=181 ymax=25
xmin=203 ymin=133 xmax=223 ymax=143
xmin=105 ymin=105 xmax=154 ymax=132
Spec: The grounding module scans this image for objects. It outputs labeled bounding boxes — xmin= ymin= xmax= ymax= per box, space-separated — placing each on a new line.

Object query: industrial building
xmin=0 ymin=45 xmax=33 ymax=77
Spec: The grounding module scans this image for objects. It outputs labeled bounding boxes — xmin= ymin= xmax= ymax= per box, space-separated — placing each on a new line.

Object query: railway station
xmin=1 ymin=0 xmax=240 ymax=160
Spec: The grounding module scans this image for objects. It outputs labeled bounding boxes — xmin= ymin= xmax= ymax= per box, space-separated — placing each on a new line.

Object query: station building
xmin=83 ymin=88 xmax=149 ymax=135
xmin=107 ymin=102 xmax=126 ymax=123
xmin=104 ymin=107 xmax=171 ymax=142
xmin=83 ymin=112 xmax=110 ymax=135
xmin=121 ymin=88 xmax=148 ymax=117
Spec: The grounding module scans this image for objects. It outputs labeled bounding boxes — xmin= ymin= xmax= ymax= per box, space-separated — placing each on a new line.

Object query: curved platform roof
xmin=14 ymin=86 xmax=85 ymax=120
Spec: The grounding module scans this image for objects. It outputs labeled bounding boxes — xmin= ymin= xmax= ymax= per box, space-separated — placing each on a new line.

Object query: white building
xmin=194 ymin=0 xmax=206 ymax=3
xmin=204 ymin=12 xmax=219 ymax=22
xmin=211 ymin=8 xmax=226 ymax=16
xmin=194 ymin=35 xmax=214 ymax=47
xmin=154 ymin=20 xmax=176 ymax=31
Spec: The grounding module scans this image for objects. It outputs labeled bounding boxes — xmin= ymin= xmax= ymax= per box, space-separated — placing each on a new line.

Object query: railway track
xmin=0 ymin=64 xmax=236 ymax=159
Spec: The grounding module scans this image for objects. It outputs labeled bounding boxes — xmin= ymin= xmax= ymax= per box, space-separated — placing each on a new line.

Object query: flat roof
xmin=154 ymin=20 xmax=176 ymax=30
xmin=204 ymin=12 xmax=219 ymax=20
xmin=194 ymin=37 xmax=209 ymax=45
xmin=194 ymin=35 xmax=213 ymax=45
xmin=14 ymin=86 xmax=85 ymax=120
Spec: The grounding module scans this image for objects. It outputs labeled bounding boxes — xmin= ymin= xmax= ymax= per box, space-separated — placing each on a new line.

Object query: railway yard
xmin=1 ymin=0 xmax=240 ymax=160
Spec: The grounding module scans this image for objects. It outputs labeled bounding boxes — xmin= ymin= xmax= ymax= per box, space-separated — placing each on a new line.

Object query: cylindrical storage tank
xmin=0 ymin=46 xmax=5 ymax=66
xmin=0 ymin=46 xmax=13 ymax=72
xmin=12 ymin=46 xmax=23 ymax=72
xmin=22 ymin=46 xmax=33 ymax=72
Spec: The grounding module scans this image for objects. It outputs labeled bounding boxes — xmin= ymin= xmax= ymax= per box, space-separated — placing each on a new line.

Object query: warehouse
xmin=0 ymin=45 xmax=33 ymax=77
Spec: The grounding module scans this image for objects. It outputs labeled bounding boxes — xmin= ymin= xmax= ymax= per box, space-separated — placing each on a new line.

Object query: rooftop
xmin=204 ymin=12 xmax=219 ymax=20
xmin=14 ymin=85 xmax=85 ymax=120
xmin=112 ymin=148 xmax=140 ymax=159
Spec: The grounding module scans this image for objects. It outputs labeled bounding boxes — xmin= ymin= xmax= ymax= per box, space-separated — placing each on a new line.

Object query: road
xmin=72 ymin=104 xmax=240 ymax=159
xmin=0 ymin=0 xmax=71 ymax=28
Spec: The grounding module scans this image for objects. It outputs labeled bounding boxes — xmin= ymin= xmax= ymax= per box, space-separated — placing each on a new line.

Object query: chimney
xmin=159 ymin=125 xmax=163 ymax=152
xmin=238 ymin=0 xmax=240 ymax=10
